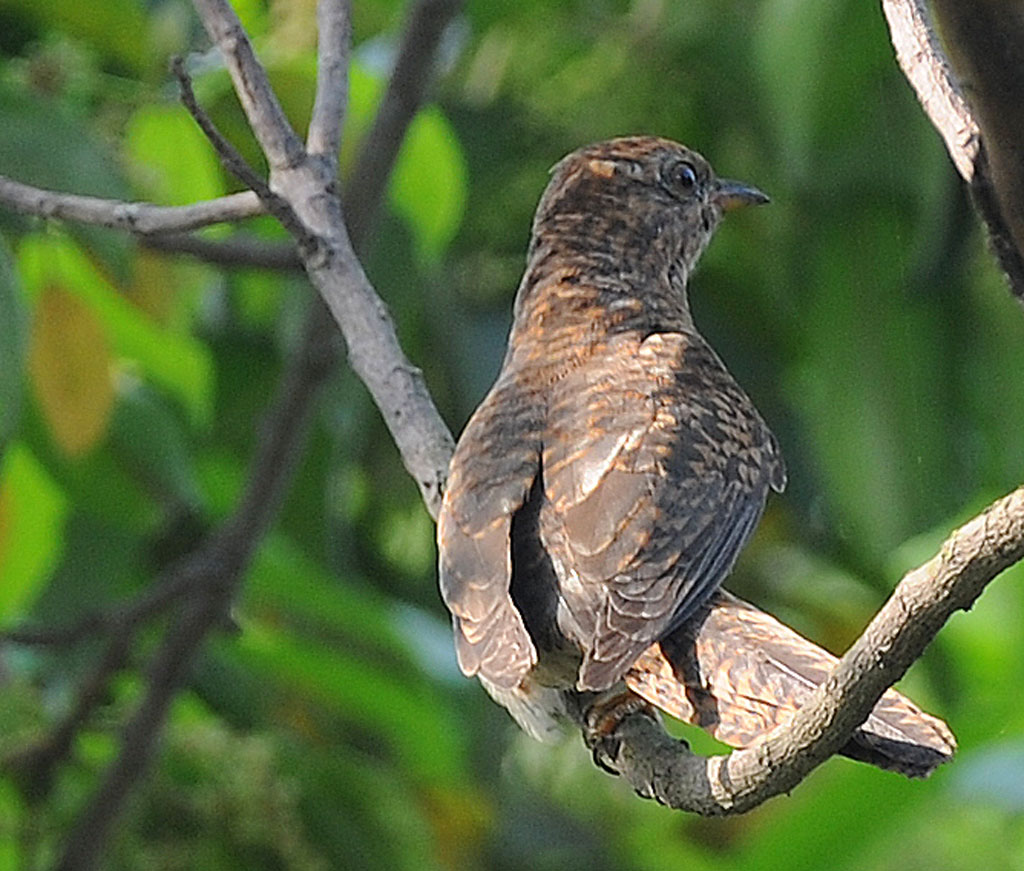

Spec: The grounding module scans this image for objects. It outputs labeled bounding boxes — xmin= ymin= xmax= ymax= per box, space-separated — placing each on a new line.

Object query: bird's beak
xmin=713 ymin=179 xmax=770 ymax=211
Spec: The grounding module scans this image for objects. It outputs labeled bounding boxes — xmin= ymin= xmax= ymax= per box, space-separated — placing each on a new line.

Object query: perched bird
xmin=437 ymin=136 xmax=954 ymax=777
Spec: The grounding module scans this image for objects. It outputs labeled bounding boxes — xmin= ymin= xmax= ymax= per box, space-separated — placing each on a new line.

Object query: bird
xmin=436 ymin=136 xmax=954 ymax=777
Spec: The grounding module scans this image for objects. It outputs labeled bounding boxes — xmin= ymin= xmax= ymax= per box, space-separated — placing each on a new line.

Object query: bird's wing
xmin=625 ymin=591 xmax=956 ymax=778
xmin=438 ymin=376 xmax=543 ymax=690
xmin=542 ymin=331 xmax=785 ymax=691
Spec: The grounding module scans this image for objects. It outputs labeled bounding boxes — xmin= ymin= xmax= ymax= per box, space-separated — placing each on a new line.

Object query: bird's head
xmin=524 ymin=137 xmax=768 ymax=313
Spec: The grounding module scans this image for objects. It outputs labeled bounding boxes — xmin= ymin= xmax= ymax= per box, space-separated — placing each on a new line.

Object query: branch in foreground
xmin=192 ymin=0 xmax=456 ymax=515
xmin=51 ymin=1 xmax=460 ymax=867
xmin=882 ymin=0 xmax=1024 ymax=297
xmin=0 ymin=176 xmax=264 ymax=233
xmin=593 ymin=485 xmax=1024 ymax=814
xmin=171 ymin=56 xmax=318 ymax=254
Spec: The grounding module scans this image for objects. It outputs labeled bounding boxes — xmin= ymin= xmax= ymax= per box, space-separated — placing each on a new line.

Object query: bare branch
xmin=929 ymin=0 xmax=1024 ymax=300
xmin=141 ymin=232 xmax=302 ymax=270
xmin=170 ymin=56 xmax=275 ymax=199
xmin=49 ymin=2 xmax=460 ymax=866
xmin=882 ymin=0 xmax=1024 ymax=298
xmin=307 ymin=0 xmax=352 ymax=174
xmin=171 ymin=57 xmax=317 ymax=253
xmin=881 ymin=0 xmax=979 ymax=180
xmin=5 ymin=636 xmax=131 ymax=803
xmin=0 ymin=176 xmax=263 ymax=233
xmin=56 ymin=583 xmax=231 ymax=871
xmin=344 ymin=0 xmax=462 ymax=246
xmin=593 ymin=485 xmax=1024 ymax=814
xmin=192 ymin=0 xmax=306 ymax=172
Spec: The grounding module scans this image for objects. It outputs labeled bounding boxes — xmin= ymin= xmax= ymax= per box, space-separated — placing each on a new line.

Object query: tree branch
xmin=140 ymin=232 xmax=301 ymax=270
xmin=882 ymin=0 xmax=1024 ymax=297
xmin=343 ymin=0 xmax=462 ymax=246
xmin=0 ymin=176 xmax=264 ymax=233
xmin=171 ymin=56 xmax=317 ymax=253
xmin=49 ymin=2 xmax=460 ymax=867
xmin=192 ymin=0 xmax=306 ymax=172
xmin=56 ymin=293 xmax=333 ymax=870
xmin=589 ymin=485 xmax=1024 ymax=814
xmin=881 ymin=0 xmax=979 ymax=181
xmin=307 ymin=0 xmax=352 ymax=174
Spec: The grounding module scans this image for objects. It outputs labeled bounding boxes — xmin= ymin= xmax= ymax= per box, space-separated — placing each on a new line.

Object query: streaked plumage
xmin=437 ymin=136 xmax=954 ymax=777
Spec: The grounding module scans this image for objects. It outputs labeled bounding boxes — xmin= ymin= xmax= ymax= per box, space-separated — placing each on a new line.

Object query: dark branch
xmin=344 ymin=0 xmax=462 ymax=246
xmin=4 ymin=635 xmax=131 ymax=802
xmin=0 ymin=570 xmax=194 ymax=647
xmin=141 ymin=232 xmax=301 ymax=271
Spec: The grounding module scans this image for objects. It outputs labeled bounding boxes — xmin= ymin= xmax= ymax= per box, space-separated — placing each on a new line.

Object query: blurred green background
xmin=1 ymin=0 xmax=1024 ymax=868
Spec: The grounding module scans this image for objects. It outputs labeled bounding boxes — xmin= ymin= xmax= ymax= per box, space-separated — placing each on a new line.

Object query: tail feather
xmin=624 ymin=590 xmax=956 ymax=778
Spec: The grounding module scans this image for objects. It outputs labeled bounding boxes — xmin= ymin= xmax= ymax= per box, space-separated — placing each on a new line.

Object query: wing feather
xmin=541 ymin=331 xmax=784 ymax=691
xmin=438 ymin=378 xmax=543 ymax=690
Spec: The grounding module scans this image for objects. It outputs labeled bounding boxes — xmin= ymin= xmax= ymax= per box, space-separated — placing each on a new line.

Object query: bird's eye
xmin=672 ymin=161 xmax=698 ymax=194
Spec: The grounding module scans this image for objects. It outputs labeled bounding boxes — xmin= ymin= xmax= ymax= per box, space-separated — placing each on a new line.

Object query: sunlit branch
xmin=882 ymin=0 xmax=1024 ymax=297
xmin=589 ymin=485 xmax=1024 ymax=814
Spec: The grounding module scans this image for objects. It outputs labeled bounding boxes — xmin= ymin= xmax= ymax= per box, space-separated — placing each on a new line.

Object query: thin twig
xmin=170 ymin=57 xmax=317 ymax=253
xmin=4 ymin=635 xmax=131 ymax=802
xmin=307 ymin=0 xmax=352 ymax=175
xmin=141 ymin=232 xmax=301 ymax=270
xmin=0 ymin=176 xmax=263 ymax=233
xmin=192 ymin=0 xmax=306 ymax=172
xmin=170 ymin=56 xmax=274 ymax=199
xmin=0 ymin=571 xmax=195 ymax=647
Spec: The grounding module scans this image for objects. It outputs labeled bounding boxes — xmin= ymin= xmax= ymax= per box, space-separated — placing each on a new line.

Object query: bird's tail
xmin=624 ymin=591 xmax=956 ymax=778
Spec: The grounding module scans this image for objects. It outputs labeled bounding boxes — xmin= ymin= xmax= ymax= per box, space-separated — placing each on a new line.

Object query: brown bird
xmin=437 ymin=136 xmax=954 ymax=777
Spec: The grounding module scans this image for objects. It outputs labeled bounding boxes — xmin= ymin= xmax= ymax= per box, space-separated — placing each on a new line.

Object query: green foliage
xmin=0 ymin=237 xmax=25 ymax=456
xmin=0 ymin=0 xmax=1023 ymax=869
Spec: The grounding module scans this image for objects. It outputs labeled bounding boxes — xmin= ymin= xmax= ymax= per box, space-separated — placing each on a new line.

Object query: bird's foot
xmin=583 ymin=689 xmax=662 ymax=775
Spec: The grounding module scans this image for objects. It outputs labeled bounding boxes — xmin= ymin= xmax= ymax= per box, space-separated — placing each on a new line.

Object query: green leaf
xmin=0 ymin=442 xmax=68 ymax=625
xmin=232 ymin=623 xmax=463 ymax=784
xmin=109 ymin=385 xmax=203 ymax=511
xmin=389 ymin=107 xmax=469 ymax=264
xmin=247 ymin=536 xmax=408 ymax=656
xmin=342 ymin=62 xmax=468 ymax=264
xmin=0 ymin=777 xmax=24 ymax=868
xmin=124 ymin=103 xmax=226 ymax=207
xmin=17 ymin=233 xmax=213 ymax=426
xmin=236 ymin=536 xmax=467 ymax=783
xmin=0 ymin=80 xmax=132 ymax=276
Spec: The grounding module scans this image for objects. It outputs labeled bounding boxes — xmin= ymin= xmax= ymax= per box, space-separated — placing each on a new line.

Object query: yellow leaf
xmin=29 ymin=286 xmax=115 ymax=457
